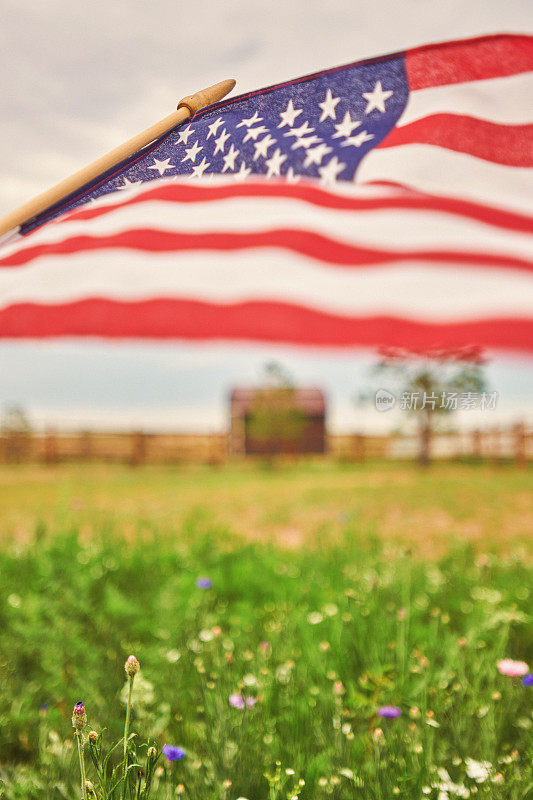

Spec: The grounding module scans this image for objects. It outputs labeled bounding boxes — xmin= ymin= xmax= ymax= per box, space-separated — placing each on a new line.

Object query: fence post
xmin=471 ymin=429 xmax=482 ymax=460
xmin=351 ymin=433 xmax=366 ymax=462
xmin=130 ymin=431 xmax=147 ymax=466
xmin=44 ymin=428 xmax=59 ymax=464
xmin=79 ymin=430 xmax=93 ymax=461
xmin=513 ymin=422 xmax=527 ymax=468
xmin=490 ymin=427 xmax=502 ymax=466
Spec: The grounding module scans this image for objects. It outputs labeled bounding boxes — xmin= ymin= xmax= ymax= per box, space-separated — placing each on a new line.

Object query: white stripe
xmin=0 ymin=181 xmax=407 ymax=257
xmin=5 ymin=196 xmax=533 ymax=265
xmin=1 ymin=248 xmax=532 ymax=320
xmin=355 ymin=144 xmax=533 ymax=214
xmin=400 ymin=71 xmax=533 ymax=127
xmin=0 ymin=228 xmax=21 ymax=249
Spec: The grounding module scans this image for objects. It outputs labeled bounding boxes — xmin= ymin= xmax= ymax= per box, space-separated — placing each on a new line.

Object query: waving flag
xmin=1 ymin=33 xmax=532 ymax=351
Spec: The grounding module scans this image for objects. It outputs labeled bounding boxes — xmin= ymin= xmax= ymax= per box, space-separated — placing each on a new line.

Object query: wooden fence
xmin=0 ymin=431 xmax=227 ymax=466
xmin=0 ymin=424 xmax=531 ymax=466
xmin=331 ymin=424 xmax=532 ymax=465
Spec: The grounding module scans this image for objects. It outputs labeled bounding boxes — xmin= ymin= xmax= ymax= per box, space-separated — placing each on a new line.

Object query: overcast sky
xmin=0 ymin=0 xmax=531 ymax=432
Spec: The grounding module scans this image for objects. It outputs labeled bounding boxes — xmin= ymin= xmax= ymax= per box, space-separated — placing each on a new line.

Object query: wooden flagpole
xmin=0 ymin=78 xmax=236 ymax=238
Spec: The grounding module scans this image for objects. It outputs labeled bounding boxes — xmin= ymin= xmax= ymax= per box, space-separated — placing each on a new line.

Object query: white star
xmin=253 ymin=134 xmax=276 ymax=160
xmin=332 ymin=112 xmax=361 ymax=139
xmin=206 ymin=117 xmax=224 ymax=139
xmin=234 ymin=161 xmax=252 ymax=181
xmin=318 ymin=89 xmax=341 ymax=122
xmin=236 ymin=111 xmax=263 ymax=128
xmin=342 ymin=130 xmax=374 ymax=148
xmin=118 ymin=178 xmax=143 ymax=190
xmin=214 ymin=128 xmax=230 ymax=154
xmin=242 ymin=125 xmax=268 ymax=143
xmin=284 ymin=121 xmax=315 ymax=139
xmin=303 ymin=143 xmax=332 ymax=168
xmin=176 ymin=125 xmax=195 ymax=145
xmin=278 ymin=99 xmax=303 ymax=129
xmin=318 ymin=156 xmax=346 ymax=185
xmin=190 ymin=156 xmax=210 ymax=178
xmin=362 ymin=81 xmax=393 ymax=113
xmin=285 ymin=167 xmax=300 ymax=184
xmin=265 ymin=148 xmax=287 ymax=178
xmin=148 ymin=158 xmax=175 ymax=176
xmin=181 ymin=140 xmax=203 ymax=163
xmin=222 ymin=143 xmax=240 ymax=172
xmin=290 ymin=135 xmax=322 ymax=151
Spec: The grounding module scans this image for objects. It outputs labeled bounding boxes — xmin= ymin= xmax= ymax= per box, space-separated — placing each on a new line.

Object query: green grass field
xmin=0 ymin=462 xmax=532 ymax=799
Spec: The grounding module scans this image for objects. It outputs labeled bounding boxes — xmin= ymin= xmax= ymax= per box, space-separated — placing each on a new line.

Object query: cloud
xmin=0 ymin=0 xmax=531 ymax=212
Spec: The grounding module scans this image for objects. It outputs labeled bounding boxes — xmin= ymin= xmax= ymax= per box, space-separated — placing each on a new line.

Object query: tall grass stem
xmin=121 ymin=676 xmax=134 ymax=800
xmin=76 ymin=730 xmax=88 ymax=800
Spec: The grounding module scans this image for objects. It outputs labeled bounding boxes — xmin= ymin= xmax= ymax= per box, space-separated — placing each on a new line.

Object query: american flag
xmin=1 ymin=33 xmax=532 ymax=351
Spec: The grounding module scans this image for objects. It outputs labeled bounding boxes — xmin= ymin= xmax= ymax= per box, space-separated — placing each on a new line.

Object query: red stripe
xmin=2 ymin=227 xmax=532 ymax=273
xmin=379 ymin=115 xmax=533 ymax=166
xmin=0 ymin=298 xmax=531 ymax=352
xmin=53 ymin=181 xmax=533 ymax=236
xmin=406 ymin=34 xmax=533 ymax=91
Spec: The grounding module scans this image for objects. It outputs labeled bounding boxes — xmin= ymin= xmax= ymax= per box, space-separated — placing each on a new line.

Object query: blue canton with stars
xmin=23 ymin=55 xmax=409 ymax=233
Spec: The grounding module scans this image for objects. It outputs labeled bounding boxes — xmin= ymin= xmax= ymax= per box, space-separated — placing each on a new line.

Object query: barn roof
xmin=230 ymin=386 xmax=326 ymax=415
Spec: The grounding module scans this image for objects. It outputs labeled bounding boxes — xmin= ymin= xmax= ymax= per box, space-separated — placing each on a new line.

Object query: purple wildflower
xmin=196 ymin=577 xmax=213 ymax=589
xmin=72 ymin=701 xmax=87 ymax=729
xmin=522 ymin=673 xmax=533 ymax=687
xmin=162 ymin=745 xmax=185 ymax=762
xmin=229 ymin=693 xmax=245 ymax=709
xmin=378 ymin=705 xmax=402 ymax=718
xmin=229 ymin=693 xmax=256 ymax=709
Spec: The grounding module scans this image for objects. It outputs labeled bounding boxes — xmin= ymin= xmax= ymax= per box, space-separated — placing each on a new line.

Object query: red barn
xmin=229 ymin=386 xmax=326 ymax=456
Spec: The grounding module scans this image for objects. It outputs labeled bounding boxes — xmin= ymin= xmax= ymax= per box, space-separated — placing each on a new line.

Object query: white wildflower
xmin=165 ymin=649 xmax=181 ymax=663
xmin=7 ymin=594 xmax=21 ymax=608
xmin=465 ymin=758 xmax=491 ymax=783
xmin=340 ymin=768 xmax=354 ymax=779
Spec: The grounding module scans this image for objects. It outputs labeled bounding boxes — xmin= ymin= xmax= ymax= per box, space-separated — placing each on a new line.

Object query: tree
xmin=0 ymin=405 xmax=33 ymax=462
xmin=247 ymin=363 xmax=307 ymax=458
xmin=372 ymin=346 xmax=488 ymax=466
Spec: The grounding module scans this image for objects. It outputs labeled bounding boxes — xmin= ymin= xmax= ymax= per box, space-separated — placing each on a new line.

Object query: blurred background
xmin=1 ymin=0 xmax=532 ymax=442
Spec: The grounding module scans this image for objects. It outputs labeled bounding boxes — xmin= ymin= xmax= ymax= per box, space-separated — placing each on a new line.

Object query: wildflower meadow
xmin=0 ymin=462 xmax=532 ymax=799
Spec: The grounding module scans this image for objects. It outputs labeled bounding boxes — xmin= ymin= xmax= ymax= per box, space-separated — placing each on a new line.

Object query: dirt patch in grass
xmin=0 ymin=461 xmax=531 ymax=558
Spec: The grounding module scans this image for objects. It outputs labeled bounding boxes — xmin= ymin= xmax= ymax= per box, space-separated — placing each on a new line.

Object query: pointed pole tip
xmin=178 ymin=77 xmax=236 ymax=115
